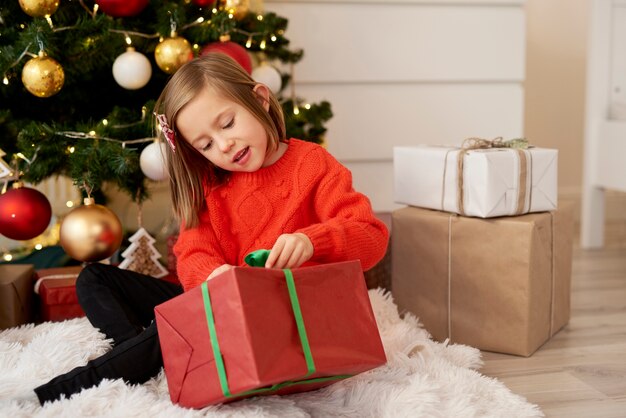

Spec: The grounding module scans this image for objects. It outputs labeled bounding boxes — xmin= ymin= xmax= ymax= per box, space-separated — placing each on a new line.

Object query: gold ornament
xmin=21 ymin=52 xmax=65 ymax=98
xmin=154 ymin=36 xmax=193 ymax=74
xmin=60 ymin=197 xmax=123 ymax=262
xmin=18 ymin=0 xmax=60 ymax=17
xmin=222 ymin=0 xmax=249 ymax=20
xmin=249 ymin=0 xmax=263 ymax=14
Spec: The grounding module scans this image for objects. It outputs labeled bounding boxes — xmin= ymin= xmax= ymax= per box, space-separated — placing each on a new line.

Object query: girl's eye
xmin=223 ymin=118 xmax=234 ymax=129
xmin=202 ymin=141 xmax=212 ymax=151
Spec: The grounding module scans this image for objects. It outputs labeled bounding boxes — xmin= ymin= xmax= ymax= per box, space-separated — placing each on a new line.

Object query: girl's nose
xmin=217 ymin=138 xmax=235 ymax=153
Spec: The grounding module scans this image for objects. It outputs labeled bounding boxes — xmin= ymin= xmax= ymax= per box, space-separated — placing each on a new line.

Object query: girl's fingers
xmin=207 ymin=264 xmax=232 ymax=280
xmin=294 ymin=233 xmax=313 ymax=261
xmin=266 ymin=236 xmax=286 ymax=268
xmin=267 ymin=234 xmax=313 ymax=269
xmin=275 ymin=240 xmax=294 ymax=269
xmin=284 ymin=246 xmax=303 ymax=269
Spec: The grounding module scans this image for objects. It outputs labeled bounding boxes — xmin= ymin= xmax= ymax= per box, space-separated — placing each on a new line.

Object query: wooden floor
xmin=480 ymin=227 xmax=626 ymax=417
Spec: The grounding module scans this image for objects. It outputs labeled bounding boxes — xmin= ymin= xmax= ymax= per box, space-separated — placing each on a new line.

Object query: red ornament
xmin=192 ymin=0 xmax=216 ymax=6
xmin=201 ymin=41 xmax=252 ymax=74
xmin=0 ymin=186 xmax=52 ymax=241
xmin=95 ymin=0 xmax=149 ymax=17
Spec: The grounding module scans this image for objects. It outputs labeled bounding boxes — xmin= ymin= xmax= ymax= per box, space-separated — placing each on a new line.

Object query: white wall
xmin=267 ymin=0 xmax=526 ymax=211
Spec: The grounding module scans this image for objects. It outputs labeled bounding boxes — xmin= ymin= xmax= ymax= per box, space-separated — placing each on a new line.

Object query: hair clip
xmin=154 ymin=112 xmax=176 ymax=153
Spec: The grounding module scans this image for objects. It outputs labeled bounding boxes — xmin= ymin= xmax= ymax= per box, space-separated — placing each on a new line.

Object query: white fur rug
xmin=0 ymin=290 xmax=542 ymax=417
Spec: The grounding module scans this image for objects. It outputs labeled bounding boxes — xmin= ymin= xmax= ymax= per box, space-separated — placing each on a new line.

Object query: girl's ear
xmin=253 ymin=83 xmax=271 ymax=112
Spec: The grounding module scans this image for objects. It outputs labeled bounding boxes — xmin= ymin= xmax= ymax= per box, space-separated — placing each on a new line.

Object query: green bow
xmin=244 ymin=249 xmax=271 ymax=267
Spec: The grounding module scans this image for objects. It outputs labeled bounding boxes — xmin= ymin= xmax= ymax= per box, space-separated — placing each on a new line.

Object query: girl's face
xmin=176 ymin=84 xmax=272 ymax=172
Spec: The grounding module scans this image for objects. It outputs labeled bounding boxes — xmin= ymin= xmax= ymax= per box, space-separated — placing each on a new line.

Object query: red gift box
xmin=34 ymin=266 xmax=85 ymax=322
xmin=155 ymin=260 xmax=386 ymax=408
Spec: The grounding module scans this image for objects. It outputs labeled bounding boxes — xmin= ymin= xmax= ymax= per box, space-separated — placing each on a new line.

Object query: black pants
xmin=34 ymin=263 xmax=183 ymax=404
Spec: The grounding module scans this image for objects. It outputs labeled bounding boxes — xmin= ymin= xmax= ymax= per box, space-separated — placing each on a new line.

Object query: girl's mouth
xmin=233 ymin=146 xmax=250 ymax=164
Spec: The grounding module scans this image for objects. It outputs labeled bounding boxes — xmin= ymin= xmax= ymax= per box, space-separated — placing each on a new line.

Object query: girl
xmin=31 ymin=54 xmax=388 ymax=405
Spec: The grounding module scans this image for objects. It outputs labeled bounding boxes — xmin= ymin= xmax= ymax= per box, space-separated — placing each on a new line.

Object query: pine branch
xmin=283 ymin=99 xmax=333 ymax=144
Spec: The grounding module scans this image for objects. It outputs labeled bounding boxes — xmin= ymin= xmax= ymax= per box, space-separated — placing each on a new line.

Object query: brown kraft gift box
xmin=391 ymin=205 xmax=574 ymax=357
xmin=0 ymin=264 xmax=35 ymax=330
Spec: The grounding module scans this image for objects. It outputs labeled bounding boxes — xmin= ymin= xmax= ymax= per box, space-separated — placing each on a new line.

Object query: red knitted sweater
xmin=173 ymin=138 xmax=389 ymax=291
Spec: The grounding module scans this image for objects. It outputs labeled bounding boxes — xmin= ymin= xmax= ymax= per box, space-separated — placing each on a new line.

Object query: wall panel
xmin=296 ymin=83 xmax=524 ymax=160
xmin=269 ymin=2 xmax=525 ymax=82
xmin=267 ymin=1 xmax=525 ymax=211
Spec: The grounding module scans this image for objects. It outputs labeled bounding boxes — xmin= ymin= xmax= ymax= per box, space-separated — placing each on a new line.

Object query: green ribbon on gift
xmin=201 ymin=249 xmax=351 ymax=399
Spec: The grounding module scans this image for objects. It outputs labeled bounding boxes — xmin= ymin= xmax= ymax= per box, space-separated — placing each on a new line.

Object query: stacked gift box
xmin=391 ymin=139 xmax=573 ymax=357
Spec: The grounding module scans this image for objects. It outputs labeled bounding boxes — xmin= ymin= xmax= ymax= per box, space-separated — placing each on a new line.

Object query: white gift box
xmin=394 ymin=146 xmax=558 ymax=218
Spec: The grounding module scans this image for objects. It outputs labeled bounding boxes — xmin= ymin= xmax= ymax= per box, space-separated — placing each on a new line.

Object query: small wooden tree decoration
xmin=0 ymin=149 xmax=12 ymax=180
xmin=119 ymin=227 xmax=169 ymax=278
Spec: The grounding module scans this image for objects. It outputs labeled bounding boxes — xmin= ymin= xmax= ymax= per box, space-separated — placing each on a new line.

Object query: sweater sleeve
xmin=295 ymin=151 xmax=389 ymax=271
xmin=173 ymin=208 xmax=227 ymax=292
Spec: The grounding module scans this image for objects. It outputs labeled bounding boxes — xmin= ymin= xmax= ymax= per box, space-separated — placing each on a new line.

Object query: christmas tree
xmin=0 ymin=0 xmax=332 ymax=258
xmin=0 ymin=0 xmax=332 ymax=205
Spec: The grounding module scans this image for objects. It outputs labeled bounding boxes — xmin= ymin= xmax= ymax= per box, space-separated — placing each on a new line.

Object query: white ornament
xmin=251 ymin=63 xmax=282 ymax=94
xmin=112 ymin=47 xmax=152 ymax=90
xmin=140 ymin=142 xmax=168 ymax=181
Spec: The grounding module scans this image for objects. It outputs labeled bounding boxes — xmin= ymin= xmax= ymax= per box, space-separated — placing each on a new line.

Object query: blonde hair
xmin=154 ymin=54 xmax=286 ymax=229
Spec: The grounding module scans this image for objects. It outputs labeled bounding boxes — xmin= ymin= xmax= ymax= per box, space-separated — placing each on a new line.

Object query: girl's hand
xmin=266 ymin=233 xmax=314 ymax=269
xmin=207 ymin=264 xmax=233 ymax=281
